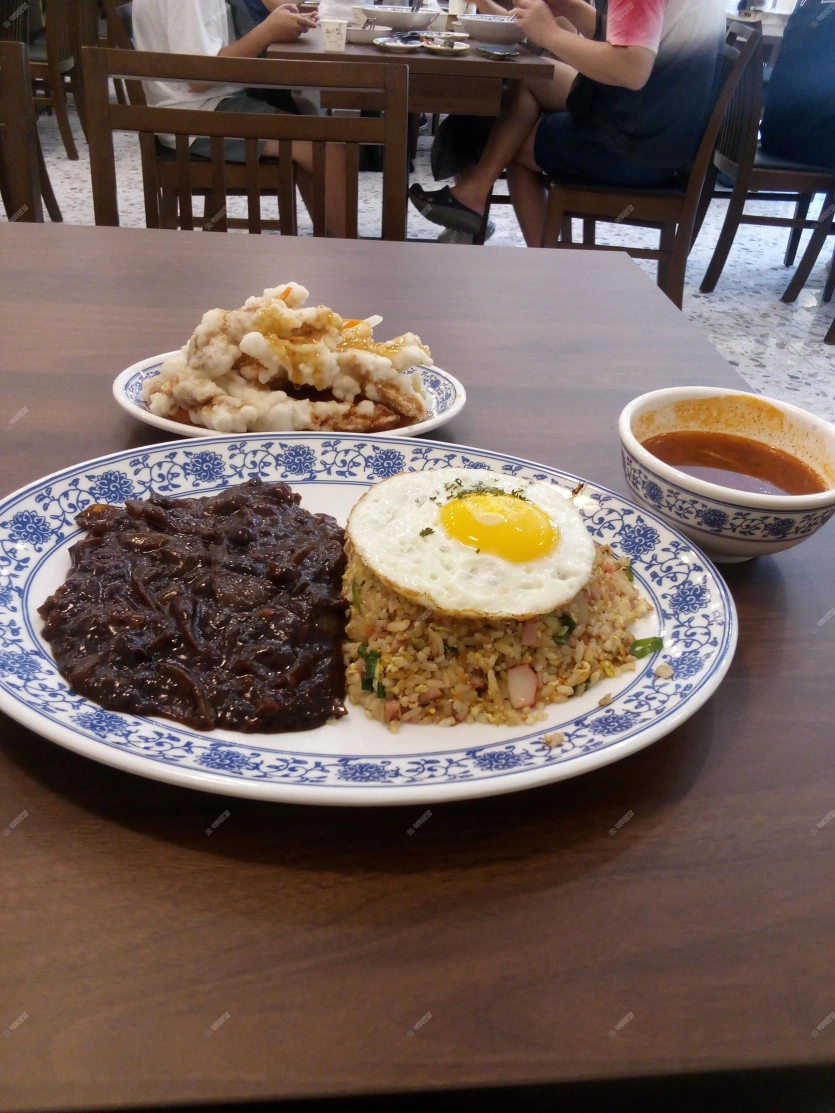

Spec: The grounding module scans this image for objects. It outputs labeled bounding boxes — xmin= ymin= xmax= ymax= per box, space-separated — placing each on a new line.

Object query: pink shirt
xmin=607 ymin=0 xmax=667 ymax=52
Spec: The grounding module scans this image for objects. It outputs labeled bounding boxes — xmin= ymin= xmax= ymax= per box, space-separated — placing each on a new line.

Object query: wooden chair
xmin=27 ymin=0 xmax=82 ymax=159
xmin=699 ymin=25 xmax=835 ymax=295
xmin=537 ymin=24 xmax=762 ymax=309
xmin=0 ymin=40 xmax=44 ymax=222
xmin=82 ymin=46 xmax=409 ymax=238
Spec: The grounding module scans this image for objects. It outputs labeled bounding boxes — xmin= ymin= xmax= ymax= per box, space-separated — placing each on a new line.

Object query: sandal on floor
xmin=408 ymin=183 xmax=484 ymax=236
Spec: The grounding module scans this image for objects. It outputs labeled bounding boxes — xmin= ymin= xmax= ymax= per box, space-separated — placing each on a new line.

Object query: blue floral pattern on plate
xmin=114 ymin=353 xmax=466 ymax=441
xmin=0 ymin=434 xmax=737 ymax=805
xmin=622 ymin=450 xmax=835 ymax=543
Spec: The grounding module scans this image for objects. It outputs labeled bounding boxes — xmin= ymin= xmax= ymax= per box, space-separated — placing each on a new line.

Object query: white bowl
xmin=360 ymin=5 xmax=437 ymax=30
xmin=618 ymin=387 xmax=835 ymax=562
xmin=347 ymin=22 xmax=391 ymax=41
xmin=457 ymin=13 xmax=523 ymax=43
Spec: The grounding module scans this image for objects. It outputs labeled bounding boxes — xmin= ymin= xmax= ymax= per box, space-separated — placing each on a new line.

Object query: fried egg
xmin=346 ymin=468 xmax=596 ymax=619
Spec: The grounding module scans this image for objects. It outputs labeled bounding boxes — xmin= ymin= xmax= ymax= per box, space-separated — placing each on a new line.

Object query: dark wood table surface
xmin=1 ymin=224 xmax=834 ymax=1113
xmin=267 ymin=28 xmax=554 ymax=115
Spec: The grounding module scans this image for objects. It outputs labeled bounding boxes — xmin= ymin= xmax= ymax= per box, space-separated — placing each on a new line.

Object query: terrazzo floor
xmin=22 ymin=102 xmax=835 ymax=423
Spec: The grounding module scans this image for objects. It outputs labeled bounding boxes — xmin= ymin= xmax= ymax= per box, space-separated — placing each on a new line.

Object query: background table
xmin=267 ymin=28 xmax=553 ymax=116
xmin=1 ymin=225 xmax=834 ymax=1113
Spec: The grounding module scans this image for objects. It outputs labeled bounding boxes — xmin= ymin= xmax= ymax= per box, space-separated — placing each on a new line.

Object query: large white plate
xmin=0 ymin=434 xmax=737 ymax=806
xmin=113 ymin=353 xmax=466 ymax=440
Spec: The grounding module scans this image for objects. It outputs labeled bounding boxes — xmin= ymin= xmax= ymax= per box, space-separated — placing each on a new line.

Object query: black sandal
xmin=408 ymin=183 xmax=484 ymax=236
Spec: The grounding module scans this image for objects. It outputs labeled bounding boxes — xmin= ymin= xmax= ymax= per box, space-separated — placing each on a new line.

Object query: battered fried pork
xmin=142 ymin=282 xmax=432 ymax=434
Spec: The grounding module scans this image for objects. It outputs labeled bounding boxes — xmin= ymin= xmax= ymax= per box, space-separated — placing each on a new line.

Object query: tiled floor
xmin=24 ymin=103 xmax=835 ymax=423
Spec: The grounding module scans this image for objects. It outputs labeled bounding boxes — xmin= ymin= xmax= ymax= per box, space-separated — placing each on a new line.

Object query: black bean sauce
xmin=38 ymin=479 xmax=348 ymax=732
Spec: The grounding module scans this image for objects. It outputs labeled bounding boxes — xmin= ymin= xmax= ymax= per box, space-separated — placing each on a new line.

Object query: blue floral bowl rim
xmin=618 ymin=386 xmax=835 ymax=512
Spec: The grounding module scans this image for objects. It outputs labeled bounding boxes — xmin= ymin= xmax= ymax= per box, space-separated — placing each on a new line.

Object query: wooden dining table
xmin=266 ymin=26 xmax=554 ymax=117
xmin=1 ymin=223 xmax=834 ymax=1113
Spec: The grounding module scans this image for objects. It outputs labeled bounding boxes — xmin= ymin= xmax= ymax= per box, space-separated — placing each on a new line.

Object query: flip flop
xmin=408 ymin=183 xmax=484 ymax=236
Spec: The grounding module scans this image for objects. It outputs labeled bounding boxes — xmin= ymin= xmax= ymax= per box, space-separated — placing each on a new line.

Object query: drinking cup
xmin=321 ymin=18 xmax=349 ymax=50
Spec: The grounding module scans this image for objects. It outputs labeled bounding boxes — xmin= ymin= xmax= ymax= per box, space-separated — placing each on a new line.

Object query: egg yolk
xmin=440 ymin=492 xmax=558 ymax=563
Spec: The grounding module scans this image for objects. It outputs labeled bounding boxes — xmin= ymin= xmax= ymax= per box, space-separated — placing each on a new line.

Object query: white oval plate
xmin=423 ymin=38 xmax=469 ymax=52
xmin=113 ymin=352 xmax=466 ymax=439
xmin=373 ymin=35 xmax=422 ymax=50
xmin=0 ymin=434 xmax=737 ymax=806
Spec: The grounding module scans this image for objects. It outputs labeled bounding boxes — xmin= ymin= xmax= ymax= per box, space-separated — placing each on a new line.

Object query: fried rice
xmin=343 ymin=542 xmax=652 ymax=731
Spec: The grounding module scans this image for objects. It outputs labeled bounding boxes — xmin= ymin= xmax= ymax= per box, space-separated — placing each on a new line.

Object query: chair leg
xmin=823 ymin=242 xmax=835 ymax=303
xmin=69 ymin=67 xmax=88 ymax=142
xmin=691 ymin=164 xmax=717 ymax=248
xmin=560 ymin=215 xmax=573 ymax=242
xmin=582 ymin=217 xmax=595 ymax=245
xmin=656 ymin=223 xmax=683 ymax=308
xmin=48 ymin=68 xmax=79 ymax=160
xmin=472 ymin=200 xmax=492 ymax=245
xmin=407 ymin=113 xmax=419 ymax=169
xmin=542 ymin=189 xmax=566 ymax=248
xmin=781 ymin=191 xmax=835 ymax=303
xmin=37 ymin=139 xmax=62 ymax=222
xmin=663 ymin=243 xmax=688 ymax=310
xmin=699 ymin=183 xmax=748 ymax=293
xmin=159 ymin=188 xmax=179 ymax=230
xmin=784 ymin=194 xmax=812 ymax=266
xmin=825 ymin=316 xmax=835 ymax=345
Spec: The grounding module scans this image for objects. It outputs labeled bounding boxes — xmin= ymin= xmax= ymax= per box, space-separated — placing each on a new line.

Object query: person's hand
xmin=264 ymin=6 xmax=318 ymax=40
xmin=510 ymin=0 xmax=560 ymax=48
xmin=537 ymin=0 xmax=572 ymax=18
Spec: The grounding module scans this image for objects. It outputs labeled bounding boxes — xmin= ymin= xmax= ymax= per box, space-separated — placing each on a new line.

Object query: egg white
xmin=346 ymin=468 xmax=596 ymax=619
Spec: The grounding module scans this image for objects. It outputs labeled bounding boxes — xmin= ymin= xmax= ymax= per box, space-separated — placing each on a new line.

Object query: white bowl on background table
xmin=347 ymin=23 xmax=391 ymax=41
xmin=360 ymin=5 xmax=437 ymax=30
xmin=457 ymin=13 xmax=524 ymax=43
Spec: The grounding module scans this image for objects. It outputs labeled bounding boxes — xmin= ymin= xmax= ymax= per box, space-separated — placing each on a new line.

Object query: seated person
xmin=132 ymin=0 xmax=346 ymax=236
xmin=759 ymin=0 xmax=835 ymax=168
xmin=429 ymin=0 xmax=515 ymax=182
xmin=410 ymin=0 xmax=726 ymax=246
xmin=229 ymin=0 xmax=293 ymax=38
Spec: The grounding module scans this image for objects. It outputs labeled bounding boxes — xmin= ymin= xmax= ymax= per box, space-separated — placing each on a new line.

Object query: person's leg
xmin=409 ymin=60 xmax=576 ymax=234
xmin=409 ymin=81 xmax=542 ymax=233
xmin=450 ymin=81 xmax=544 ymax=216
xmin=506 ymin=130 xmax=549 ymax=247
xmin=457 ymin=60 xmax=575 ymax=203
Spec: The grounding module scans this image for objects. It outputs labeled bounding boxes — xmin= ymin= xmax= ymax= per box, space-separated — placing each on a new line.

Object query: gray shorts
xmin=190 ymin=92 xmax=316 ymax=163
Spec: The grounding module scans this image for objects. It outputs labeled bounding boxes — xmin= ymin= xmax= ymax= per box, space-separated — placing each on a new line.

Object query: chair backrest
xmin=712 ymin=20 xmax=764 ymax=183
xmin=0 ymin=0 xmax=28 ymax=42
xmin=677 ymin=21 xmax=762 ymax=248
xmin=0 ymin=40 xmax=43 ymax=221
xmin=82 ymin=46 xmax=409 ymax=239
